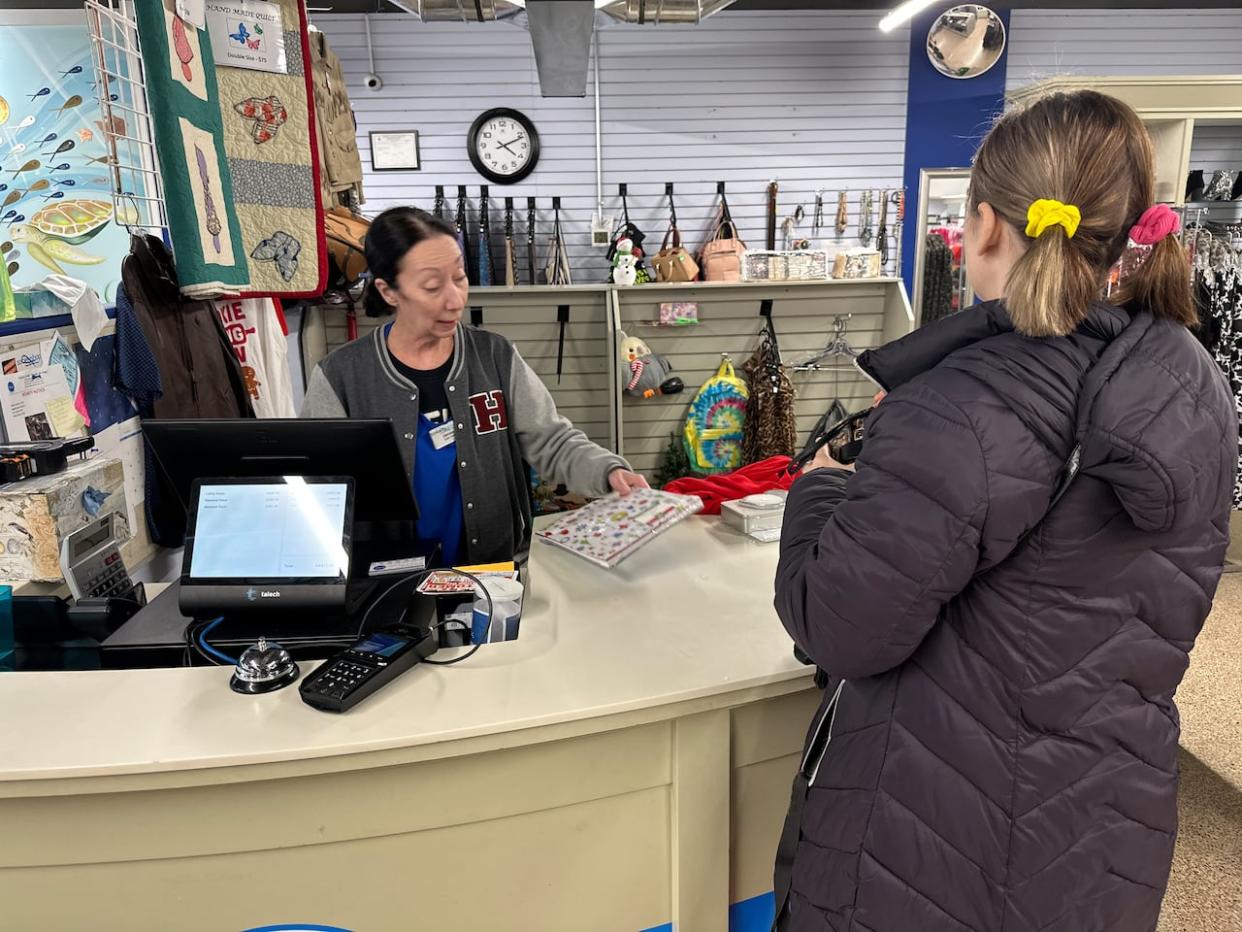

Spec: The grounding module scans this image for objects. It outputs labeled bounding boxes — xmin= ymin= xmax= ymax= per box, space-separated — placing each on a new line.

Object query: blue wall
xmin=900 ymin=8 xmax=1011 ymax=294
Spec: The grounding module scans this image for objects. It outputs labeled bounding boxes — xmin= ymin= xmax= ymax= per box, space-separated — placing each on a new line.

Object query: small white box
xmin=721 ymin=491 xmax=787 ymax=536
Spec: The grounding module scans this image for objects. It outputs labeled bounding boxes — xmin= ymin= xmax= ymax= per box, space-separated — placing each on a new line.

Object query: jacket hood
xmin=860 ymin=301 xmax=1236 ymax=534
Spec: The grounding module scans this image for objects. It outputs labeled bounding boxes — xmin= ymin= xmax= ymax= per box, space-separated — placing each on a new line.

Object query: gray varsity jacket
xmin=301 ymin=323 xmax=629 ymax=563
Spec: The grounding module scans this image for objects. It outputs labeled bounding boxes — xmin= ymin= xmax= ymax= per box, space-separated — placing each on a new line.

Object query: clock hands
xmin=495 ymin=137 xmax=523 ymax=155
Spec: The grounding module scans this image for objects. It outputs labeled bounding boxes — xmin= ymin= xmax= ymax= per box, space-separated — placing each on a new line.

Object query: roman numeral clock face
xmin=468 ymin=109 xmax=540 ymax=184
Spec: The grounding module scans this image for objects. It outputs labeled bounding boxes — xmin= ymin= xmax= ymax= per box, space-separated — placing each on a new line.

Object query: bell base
xmin=230 ymin=662 xmax=300 ymax=694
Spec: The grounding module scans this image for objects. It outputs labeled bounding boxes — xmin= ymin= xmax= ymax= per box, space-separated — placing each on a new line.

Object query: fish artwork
xmin=1 ymin=192 xmax=20 ymax=209
xmin=95 ymin=116 xmax=125 ymax=138
xmin=26 ymin=179 xmax=49 ymax=192
xmin=108 ymin=94 xmax=119 ymax=103
xmin=6 ymin=263 xmax=16 ymax=277
xmin=27 ymin=87 xmax=50 ymax=102
xmin=1 ymin=210 xmax=15 ymax=222
xmin=77 ymin=128 xmax=93 ymax=143
xmin=48 ymin=140 xmax=75 ymax=158
xmin=0 ymin=184 xmax=4 ymax=192
xmin=55 ymin=179 xmax=76 ymax=187
xmin=55 ymin=95 xmax=84 ymax=116
xmin=9 ymin=159 xmax=39 ymax=178
xmin=41 ymin=191 xmax=65 ymax=201
xmin=14 ymin=115 xmax=34 ymax=131
xmin=172 ymin=16 xmax=196 ymax=82
xmin=8 ymin=144 xmax=25 ymax=156
xmin=0 ymin=241 xmax=10 ymax=254
xmin=86 ymin=155 xmax=114 ymax=167
xmin=194 ymin=144 xmax=223 ymax=254
xmin=7 ymin=251 xmax=18 ymax=262
xmin=59 ymin=65 xmax=83 ymax=78
xmin=37 ymin=133 xmax=56 ymax=149
xmin=49 ymin=163 xmax=71 ymax=172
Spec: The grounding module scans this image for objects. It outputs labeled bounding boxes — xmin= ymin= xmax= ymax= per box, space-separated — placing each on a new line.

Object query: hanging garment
xmin=119 ymin=235 xmax=253 ymax=545
xmin=921 ymin=233 xmax=955 ymax=325
xmin=308 ymin=29 xmax=364 ymax=208
xmin=663 ymin=455 xmax=796 ymax=515
xmin=456 ymin=189 xmax=473 ymax=284
xmin=213 ymin=297 xmax=297 ymax=418
xmin=740 ymin=324 xmax=797 ymax=463
xmin=766 ymin=181 xmax=779 ymax=251
xmin=1203 ymin=257 xmax=1242 ymax=508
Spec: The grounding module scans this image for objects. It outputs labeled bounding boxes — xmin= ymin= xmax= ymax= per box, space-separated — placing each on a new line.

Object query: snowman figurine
xmin=611 ymin=236 xmax=639 ymax=286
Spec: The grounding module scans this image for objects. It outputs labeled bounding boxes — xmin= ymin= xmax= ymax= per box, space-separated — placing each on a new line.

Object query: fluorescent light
xmin=594 ymin=0 xmax=614 ymax=8
xmin=879 ymin=0 xmax=941 ymax=32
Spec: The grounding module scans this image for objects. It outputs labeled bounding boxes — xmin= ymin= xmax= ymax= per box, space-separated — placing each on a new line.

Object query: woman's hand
xmin=803 ymin=445 xmax=855 ymax=475
xmin=608 ymin=468 xmax=650 ymax=496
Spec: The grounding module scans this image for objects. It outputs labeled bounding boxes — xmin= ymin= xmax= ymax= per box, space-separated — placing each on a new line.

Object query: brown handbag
xmin=652 ymin=225 xmax=700 ymax=283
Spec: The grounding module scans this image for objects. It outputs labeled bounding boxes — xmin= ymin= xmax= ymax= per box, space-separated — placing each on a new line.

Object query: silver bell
xmin=230 ymin=636 xmax=300 ymax=694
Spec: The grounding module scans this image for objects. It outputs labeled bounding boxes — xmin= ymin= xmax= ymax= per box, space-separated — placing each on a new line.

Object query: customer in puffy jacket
xmin=773 ymin=90 xmax=1237 ymax=932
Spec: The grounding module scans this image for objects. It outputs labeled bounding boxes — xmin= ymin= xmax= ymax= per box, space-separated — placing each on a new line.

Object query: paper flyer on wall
xmin=0 ymin=342 xmax=84 ymax=443
xmin=90 ymin=417 xmax=144 ymax=531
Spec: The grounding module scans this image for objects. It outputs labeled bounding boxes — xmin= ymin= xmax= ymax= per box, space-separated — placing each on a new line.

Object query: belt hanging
xmin=504 ymin=197 xmax=516 ymax=287
xmin=526 ymin=196 xmax=537 ymax=286
xmin=556 ymin=304 xmax=570 ymax=384
xmin=433 ymin=184 xmax=445 ymax=220
xmin=766 ymin=180 xmax=779 ymax=251
xmin=456 ymin=185 xmax=473 ymax=284
xmin=877 ymin=189 xmax=890 ymax=270
xmin=835 ymin=191 xmax=848 ymax=237
xmin=478 ymin=185 xmax=493 ymax=286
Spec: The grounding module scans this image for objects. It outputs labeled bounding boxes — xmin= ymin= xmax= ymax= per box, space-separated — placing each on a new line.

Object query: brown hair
xmin=969 ymin=89 xmax=1195 ymax=337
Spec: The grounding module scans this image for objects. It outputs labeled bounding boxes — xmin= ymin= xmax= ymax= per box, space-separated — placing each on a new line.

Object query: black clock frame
xmin=467 ymin=108 xmax=540 ymax=184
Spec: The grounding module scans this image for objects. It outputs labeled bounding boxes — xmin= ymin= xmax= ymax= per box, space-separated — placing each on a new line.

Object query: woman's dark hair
xmin=362 ymin=206 xmax=459 ymax=317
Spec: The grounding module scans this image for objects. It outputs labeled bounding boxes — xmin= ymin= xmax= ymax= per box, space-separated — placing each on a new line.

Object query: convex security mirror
xmin=927 ymin=4 xmax=1006 ymax=79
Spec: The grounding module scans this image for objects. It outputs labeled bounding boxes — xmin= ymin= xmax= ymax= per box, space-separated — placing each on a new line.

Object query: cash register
xmin=103 ymin=419 xmax=439 ymax=670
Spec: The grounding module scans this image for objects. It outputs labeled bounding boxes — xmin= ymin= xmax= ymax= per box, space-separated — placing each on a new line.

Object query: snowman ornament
xmin=611 ymin=236 xmax=639 ymax=286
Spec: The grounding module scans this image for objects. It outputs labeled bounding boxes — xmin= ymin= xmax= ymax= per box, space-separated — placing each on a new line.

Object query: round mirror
xmin=927 ymin=5 xmax=1006 ymax=80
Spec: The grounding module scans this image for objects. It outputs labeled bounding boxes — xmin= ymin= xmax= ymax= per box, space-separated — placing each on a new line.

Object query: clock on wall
xmin=467 ymin=108 xmax=540 ymax=184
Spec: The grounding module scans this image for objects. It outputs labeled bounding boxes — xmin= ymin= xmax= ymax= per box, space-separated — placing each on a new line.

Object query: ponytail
xmin=362 ymin=277 xmax=393 ymax=318
xmin=1118 ymin=232 xmax=1197 ymax=328
xmin=1005 ymin=224 xmax=1100 ymax=338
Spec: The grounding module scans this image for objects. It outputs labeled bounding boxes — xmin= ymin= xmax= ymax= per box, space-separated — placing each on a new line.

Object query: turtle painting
xmin=9 ymin=198 xmax=113 ymax=274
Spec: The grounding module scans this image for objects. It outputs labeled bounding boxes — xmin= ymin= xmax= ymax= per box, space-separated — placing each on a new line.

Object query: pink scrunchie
xmin=1129 ymin=204 xmax=1181 ymax=246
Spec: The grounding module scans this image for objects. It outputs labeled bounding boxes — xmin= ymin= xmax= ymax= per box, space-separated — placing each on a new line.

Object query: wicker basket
xmin=741 ymin=249 xmax=830 ymax=282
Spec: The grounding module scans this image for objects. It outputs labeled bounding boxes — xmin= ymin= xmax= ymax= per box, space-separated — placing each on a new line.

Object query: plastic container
xmin=470 ymin=577 xmax=524 ymax=645
xmin=0 ymin=585 xmax=13 ymax=672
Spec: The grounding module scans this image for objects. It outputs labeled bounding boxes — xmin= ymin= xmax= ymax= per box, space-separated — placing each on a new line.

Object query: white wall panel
xmin=1006 ymin=9 xmax=1242 ymax=89
xmin=315 ymin=11 xmax=911 ymax=285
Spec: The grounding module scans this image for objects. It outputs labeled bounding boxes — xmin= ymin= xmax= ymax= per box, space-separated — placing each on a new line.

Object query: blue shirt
xmin=385 ymin=324 xmax=463 ymax=564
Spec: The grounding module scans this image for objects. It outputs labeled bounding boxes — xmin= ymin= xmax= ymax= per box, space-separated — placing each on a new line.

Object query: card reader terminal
xmin=300 ymin=628 xmax=438 ymax=712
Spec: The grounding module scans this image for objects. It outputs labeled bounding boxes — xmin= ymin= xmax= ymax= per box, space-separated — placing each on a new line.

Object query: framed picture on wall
xmin=369 ymin=131 xmax=421 ymax=172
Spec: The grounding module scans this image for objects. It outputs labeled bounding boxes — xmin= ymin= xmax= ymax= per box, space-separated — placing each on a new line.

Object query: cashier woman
xmin=302 ymin=206 xmax=647 ymax=565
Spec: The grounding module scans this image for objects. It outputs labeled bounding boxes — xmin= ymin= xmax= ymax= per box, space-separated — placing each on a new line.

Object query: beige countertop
xmin=0 ymin=517 xmax=809 ymax=784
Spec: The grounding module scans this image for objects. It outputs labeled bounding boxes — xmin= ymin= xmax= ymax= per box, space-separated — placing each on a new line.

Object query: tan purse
xmin=652 ymin=225 xmax=700 ymax=283
xmin=702 ymin=195 xmax=747 ymax=282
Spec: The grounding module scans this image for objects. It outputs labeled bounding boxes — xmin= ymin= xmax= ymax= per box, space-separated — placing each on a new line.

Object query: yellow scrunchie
xmin=1025 ymin=199 xmax=1081 ymax=239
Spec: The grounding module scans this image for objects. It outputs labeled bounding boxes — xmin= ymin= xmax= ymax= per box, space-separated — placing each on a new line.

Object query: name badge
xmin=429 ymin=420 xmax=456 ymax=451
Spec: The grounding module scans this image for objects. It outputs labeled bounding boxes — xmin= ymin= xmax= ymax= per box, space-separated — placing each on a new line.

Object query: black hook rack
xmin=471 ymin=306 xmax=484 ymax=327
xmin=666 ymin=183 xmax=677 ymax=229
xmin=435 ymin=185 xmax=444 ymax=199
xmin=717 ymin=181 xmax=726 ymax=195
xmin=619 ymin=183 xmax=627 ymax=196
xmin=457 ymin=184 xmax=467 ymax=199
xmin=760 ymin=299 xmax=773 ymax=319
xmin=505 ymin=196 xmax=513 ymax=210
xmin=552 ymin=196 xmax=562 ymax=210
xmin=481 ymin=184 xmax=489 ymax=198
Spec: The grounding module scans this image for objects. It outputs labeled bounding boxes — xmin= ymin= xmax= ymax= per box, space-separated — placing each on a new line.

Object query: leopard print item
xmin=741 ymin=342 xmax=797 ymax=464
xmin=1203 ymin=263 xmax=1242 ymax=509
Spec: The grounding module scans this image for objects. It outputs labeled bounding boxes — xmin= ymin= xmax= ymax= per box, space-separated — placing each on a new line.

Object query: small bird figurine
xmin=619 ymin=331 xmax=684 ymax=399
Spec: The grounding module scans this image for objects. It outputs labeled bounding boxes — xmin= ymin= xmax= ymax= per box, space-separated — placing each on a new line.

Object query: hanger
xmin=791 ymin=314 xmax=859 ymax=372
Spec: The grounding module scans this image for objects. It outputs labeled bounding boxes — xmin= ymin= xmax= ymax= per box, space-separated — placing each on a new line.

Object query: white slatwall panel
xmin=315 ymin=11 xmax=910 ymax=284
xmin=1006 ymin=9 xmax=1242 ymax=89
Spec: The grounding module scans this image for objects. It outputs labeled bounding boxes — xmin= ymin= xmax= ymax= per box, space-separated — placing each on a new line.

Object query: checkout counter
xmin=0 ymin=515 xmax=817 ymax=932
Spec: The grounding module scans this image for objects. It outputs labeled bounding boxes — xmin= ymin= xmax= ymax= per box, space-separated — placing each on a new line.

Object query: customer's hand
xmin=608 ymin=468 xmax=650 ymax=496
xmin=803 ymin=445 xmax=855 ymax=475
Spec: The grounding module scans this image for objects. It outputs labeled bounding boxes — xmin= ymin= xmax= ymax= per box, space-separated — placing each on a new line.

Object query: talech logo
xmin=245 ymin=587 xmax=258 ymax=603
xmin=260 ymin=590 xmax=282 ymax=599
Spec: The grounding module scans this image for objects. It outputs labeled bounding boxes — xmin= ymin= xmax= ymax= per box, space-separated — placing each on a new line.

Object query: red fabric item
xmin=663 ymin=456 xmax=795 ymax=515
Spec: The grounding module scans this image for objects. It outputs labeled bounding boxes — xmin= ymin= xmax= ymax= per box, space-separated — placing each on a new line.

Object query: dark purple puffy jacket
xmin=775 ymin=300 xmax=1237 ymax=932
